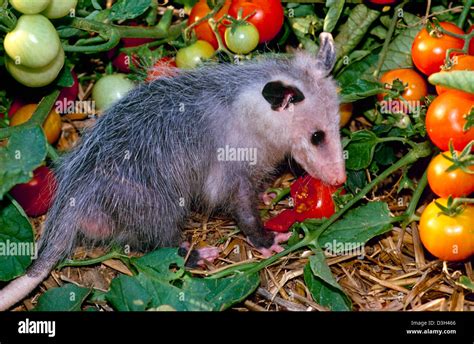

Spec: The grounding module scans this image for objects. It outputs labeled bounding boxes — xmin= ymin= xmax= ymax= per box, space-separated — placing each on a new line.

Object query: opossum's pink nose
xmin=324 ymin=164 xmax=347 ymax=186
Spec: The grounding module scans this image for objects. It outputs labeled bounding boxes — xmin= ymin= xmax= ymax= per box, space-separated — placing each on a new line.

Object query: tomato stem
xmin=456 ymin=0 xmax=472 ymax=29
xmin=56 ymin=250 xmax=131 ymax=270
xmin=401 ymin=168 xmax=428 ymax=228
xmin=373 ymin=0 xmax=408 ymax=79
xmin=183 ymin=0 xmax=225 ymax=42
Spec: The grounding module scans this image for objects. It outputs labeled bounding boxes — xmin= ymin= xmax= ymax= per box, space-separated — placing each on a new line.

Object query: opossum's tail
xmin=0 ymin=209 xmax=77 ymax=311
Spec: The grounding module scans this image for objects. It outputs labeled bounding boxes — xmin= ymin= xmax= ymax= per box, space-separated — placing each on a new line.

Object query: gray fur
xmin=0 ymin=33 xmax=345 ymax=310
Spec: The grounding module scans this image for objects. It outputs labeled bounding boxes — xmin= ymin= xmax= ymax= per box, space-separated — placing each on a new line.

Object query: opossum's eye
xmin=311 ymin=130 xmax=325 ymax=146
xmin=262 ymin=81 xmax=305 ymax=111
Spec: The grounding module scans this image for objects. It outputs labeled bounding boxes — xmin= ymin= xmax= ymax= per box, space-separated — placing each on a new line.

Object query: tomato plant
xmin=425 ymin=90 xmax=474 ymax=151
xmin=378 ymin=68 xmax=428 ymax=103
xmin=9 ymin=166 xmax=56 ymax=217
xmin=427 ymin=151 xmax=474 ymax=198
xmin=175 ymin=40 xmax=215 ymax=69
xmin=419 ymin=199 xmax=474 ymax=261
xmin=188 ymin=0 xmax=232 ymax=49
xmin=228 ymin=0 xmax=284 ymax=43
xmin=469 ymin=25 xmax=474 ymax=55
xmin=411 ymin=22 xmax=465 ymax=76
xmin=9 ymin=103 xmax=62 ymax=144
xmin=225 ymin=22 xmax=259 ymax=54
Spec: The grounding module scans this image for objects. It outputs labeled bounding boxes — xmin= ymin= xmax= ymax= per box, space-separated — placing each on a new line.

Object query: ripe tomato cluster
xmin=403 ymin=21 xmax=474 ymax=262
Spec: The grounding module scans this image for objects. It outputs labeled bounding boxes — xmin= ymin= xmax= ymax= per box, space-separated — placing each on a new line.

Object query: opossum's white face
xmin=261 ymin=33 xmax=346 ymax=186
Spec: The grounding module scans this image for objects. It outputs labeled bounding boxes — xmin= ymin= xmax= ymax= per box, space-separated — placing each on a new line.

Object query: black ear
xmin=262 ymin=81 xmax=305 ymax=111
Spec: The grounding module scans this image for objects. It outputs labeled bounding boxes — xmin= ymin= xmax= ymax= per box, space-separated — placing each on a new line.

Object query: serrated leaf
xmin=105 ymin=275 xmax=151 ymax=311
xmin=324 ymin=0 xmax=345 ymax=33
xmin=304 ymin=263 xmax=351 ymax=311
xmin=34 ymin=284 xmax=91 ymax=311
xmin=334 ymin=4 xmax=380 ymax=60
xmin=344 ymin=130 xmax=379 ymax=170
xmin=318 ymin=202 xmax=393 ymax=250
xmin=339 ymin=79 xmax=384 ymax=103
xmin=0 ymin=203 xmax=34 ymax=281
xmin=429 ymin=71 xmax=474 ymax=94
xmin=0 ymin=126 xmax=47 ymax=200
xmin=131 ymin=247 xmax=185 ymax=282
xmin=107 ymin=0 xmax=151 ymax=21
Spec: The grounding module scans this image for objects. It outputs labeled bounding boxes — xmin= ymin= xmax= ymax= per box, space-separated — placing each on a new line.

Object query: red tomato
xmin=228 ymin=0 xmax=284 ymax=43
xmin=378 ymin=68 xmax=428 ymax=103
xmin=264 ymin=209 xmax=297 ymax=232
xmin=55 ymin=70 xmax=79 ymax=113
xmin=469 ymin=25 xmax=474 ymax=55
xmin=425 ymin=90 xmax=474 ymax=151
xmin=427 ymin=151 xmax=474 ymax=198
xmin=146 ymin=57 xmax=177 ymax=82
xmin=9 ymin=166 xmax=56 ymax=217
xmin=436 ymin=55 xmax=474 ymax=95
xmin=188 ymin=0 xmax=231 ymax=49
xmin=264 ymin=176 xmax=339 ymax=232
xmin=112 ymin=52 xmax=140 ymax=73
xmin=412 ymin=22 xmax=465 ymax=76
xmin=291 ymin=175 xmax=338 ymax=221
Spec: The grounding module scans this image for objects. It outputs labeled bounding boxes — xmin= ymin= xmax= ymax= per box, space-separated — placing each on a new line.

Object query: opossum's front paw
xmin=249 ymin=232 xmax=292 ymax=258
xmin=179 ymin=242 xmax=221 ymax=268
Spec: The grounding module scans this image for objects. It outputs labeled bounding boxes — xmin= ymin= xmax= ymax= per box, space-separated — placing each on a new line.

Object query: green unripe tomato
xmin=6 ymin=47 xmax=65 ymax=87
xmin=42 ymin=0 xmax=77 ymax=19
xmin=225 ymin=23 xmax=259 ymax=55
xmin=92 ymin=74 xmax=135 ymax=111
xmin=4 ymin=14 xmax=61 ymax=69
xmin=175 ymin=40 xmax=215 ymax=69
xmin=9 ymin=0 xmax=50 ymax=14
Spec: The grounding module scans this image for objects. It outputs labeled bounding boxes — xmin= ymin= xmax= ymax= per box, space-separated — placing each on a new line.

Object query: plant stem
xmin=373 ymin=1 xmax=408 ymax=79
xmin=46 ymin=144 xmax=60 ymax=162
xmin=56 ymin=251 xmax=130 ymax=270
xmin=457 ymin=0 xmax=473 ymax=29
xmin=402 ymin=168 xmax=428 ymax=227
xmin=183 ymin=0 xmax=225 ymax=42
xmin=210 ymin=142 xmax=432 ymax=279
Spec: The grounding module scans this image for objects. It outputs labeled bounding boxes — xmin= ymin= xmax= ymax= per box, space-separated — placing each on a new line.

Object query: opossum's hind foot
xmin=78 ymin=211 xmax=114 ymax=240
xmin=178 ymin=242 xmax=221 ymax=268
xmin=250 ymin=232 xmax=292 ymax=258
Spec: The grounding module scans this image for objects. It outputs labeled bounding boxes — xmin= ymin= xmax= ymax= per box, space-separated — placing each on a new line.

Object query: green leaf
xmin=378 ymin=13 xmax=422 ymax=73
xmin=56 ymin=67 xmax=74 ymax=88
xmin=458 ymin=276 xmax=474 ymax=292
xmin=107 ymin=0 xmax=151 ymax=21
xmin=304 ymin=263 xmax=351 ymax=311
xmin=105 ymin=275 xmax=151 ymax=311
xmin=345 ymin=169 xmax=367 ymax=194
xmin=344 ymin=130 xmax=379 ymax=170
xmin=104 ymin=248 xmax=260 ymax=311
xmin=319 ymin=202 xmax=393 ymax=250
xmin=309 ymin=249 xmax=344 ymax=292
xmin=0 ymin=127 xmax=47 ymax=200
xmin=336 ymin=53 xmax=379 ymax=87
xmin=334 ymin=4 xmax=380 ymax=61
xmin=34 ymin=284 xmax=91 ymax=311
xmin=323 ymin=0 xmax=345 ymax=33
xmin=340 ymin=79 xmax=384 ymax=103
xmin=0 ymin=202 xmax=34 ymax=281
xmin=131 ymin=247 xmax=185 ymax=282
xmin=428 ymin=71 xmax=474 ymax=94
xmin=374 ymin=143 xmax=396 ymax=166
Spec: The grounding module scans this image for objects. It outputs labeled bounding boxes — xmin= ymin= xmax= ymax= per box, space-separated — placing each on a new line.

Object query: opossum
xmin=0 ymin=33 xmax=346 ymax=311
